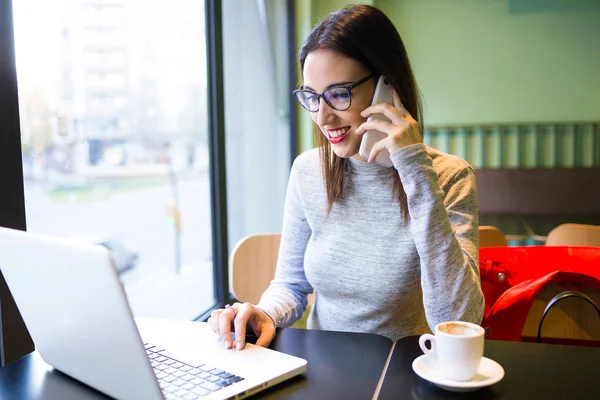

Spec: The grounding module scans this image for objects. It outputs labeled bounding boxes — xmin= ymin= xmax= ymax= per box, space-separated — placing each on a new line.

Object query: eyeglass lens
xmin=297 ymin=87 xmax=351 ymax=111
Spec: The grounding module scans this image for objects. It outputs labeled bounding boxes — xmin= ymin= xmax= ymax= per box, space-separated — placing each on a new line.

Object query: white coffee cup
xmin=418 ymin=321 xmax=485 ymax=381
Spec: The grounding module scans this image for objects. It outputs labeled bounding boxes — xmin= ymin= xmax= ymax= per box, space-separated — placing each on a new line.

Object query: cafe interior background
xmin=0 ymin=0 xmax=598 ymax=365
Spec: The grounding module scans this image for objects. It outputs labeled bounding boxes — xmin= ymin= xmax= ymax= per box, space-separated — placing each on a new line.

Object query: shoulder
xmin=288 ymin=148 xmax=326 ymax=204
xmin=291 ymin=147 xmax=321 ymax=175
xmin=427 ymin=145 xmax=475 ymax=186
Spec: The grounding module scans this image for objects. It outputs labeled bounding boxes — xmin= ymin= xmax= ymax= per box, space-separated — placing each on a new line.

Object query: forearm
xmin=257 ymin=280 xmax=312 ymax=328
xmin=257 ymin=159 xmax=314 ymax=328
xmin=391 ymin=144 xmax=484 ymax=327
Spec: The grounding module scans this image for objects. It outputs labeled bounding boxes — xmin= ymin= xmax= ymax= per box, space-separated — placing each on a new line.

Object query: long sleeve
xmin=256 ymin=159 xmax=314 ymax=327
xmin=256 ymin=146 xmax=483 ymax=341
xmin=390 ymin=143 xmax=484 ymax=329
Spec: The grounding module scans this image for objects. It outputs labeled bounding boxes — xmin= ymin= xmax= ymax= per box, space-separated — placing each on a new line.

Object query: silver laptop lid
xmin=0 ymin=226 xmax=163 ymax=400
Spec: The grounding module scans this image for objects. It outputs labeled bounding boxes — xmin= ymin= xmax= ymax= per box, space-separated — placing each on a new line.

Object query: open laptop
xmin=0 ymin=226 xmax=307 ymax=400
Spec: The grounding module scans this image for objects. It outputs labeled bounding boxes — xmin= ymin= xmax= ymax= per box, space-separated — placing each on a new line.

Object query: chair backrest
xmin=229 ymin=233 xmax=316 ymax=307
xmin=481 ymin=246 xmax=600 ymax=346
xmin=479 ymin=226 xmax=508 ymax=248
xmin=546 ymin=223 xmax=600 ymax=247
xmin=521 ymin=283 xmax=600 ymax=346
xmin=229 ymin=233 xmax=282 ymax=304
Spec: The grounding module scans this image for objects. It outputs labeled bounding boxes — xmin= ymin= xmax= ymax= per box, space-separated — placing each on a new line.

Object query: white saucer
xmin=412 ymin=355 xmax=504 ymax=393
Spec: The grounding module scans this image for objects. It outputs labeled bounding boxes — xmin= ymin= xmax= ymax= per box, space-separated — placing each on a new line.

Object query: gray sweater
xmin=257 ymin=143 xmax=484 ymax=341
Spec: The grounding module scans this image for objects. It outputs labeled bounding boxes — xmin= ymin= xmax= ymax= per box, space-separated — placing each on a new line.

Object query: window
xmin=222 ymin=0 xmax=295 ymax=250
xmin=1 ymin=0 xmax=296 ymax=365
xmin=12 ymin=0 xmax=213 ymax=319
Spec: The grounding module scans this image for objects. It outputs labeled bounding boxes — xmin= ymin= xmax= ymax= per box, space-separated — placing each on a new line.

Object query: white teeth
xmin=329 ymin=128 xmax=349 ymax=138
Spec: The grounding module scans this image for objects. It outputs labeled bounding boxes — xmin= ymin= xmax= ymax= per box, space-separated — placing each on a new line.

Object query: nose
xmin=315 ymin=98 xmax=336 ymax=127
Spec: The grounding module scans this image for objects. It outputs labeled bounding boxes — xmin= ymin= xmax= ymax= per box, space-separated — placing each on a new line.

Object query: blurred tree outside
xmin=20 ymin=86 xmax=54 ymax=153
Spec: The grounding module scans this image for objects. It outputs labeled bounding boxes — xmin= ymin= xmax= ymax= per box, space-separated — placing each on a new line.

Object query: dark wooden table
xmin=378 ymin=336 xmax=600 ymax=400
xmin=0 ymin=327 xmax=392 ymax=400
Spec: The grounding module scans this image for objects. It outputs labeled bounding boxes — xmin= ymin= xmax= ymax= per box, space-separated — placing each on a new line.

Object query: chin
xmin=331 ymin=143 xmax=360 ymax=159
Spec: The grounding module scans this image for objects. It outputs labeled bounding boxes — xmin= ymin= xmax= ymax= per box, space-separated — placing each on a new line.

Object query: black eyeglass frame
xmin=293 ymin=73 xmax=376 ymax=112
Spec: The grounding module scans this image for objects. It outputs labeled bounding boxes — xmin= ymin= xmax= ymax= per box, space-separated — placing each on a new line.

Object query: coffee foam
xmin=439 ymin=322 xmax=480 ymax=336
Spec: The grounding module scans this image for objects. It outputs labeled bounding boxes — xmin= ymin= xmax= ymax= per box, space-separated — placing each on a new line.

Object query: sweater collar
xmin=347 ymin=156 xmax=394 ymax=177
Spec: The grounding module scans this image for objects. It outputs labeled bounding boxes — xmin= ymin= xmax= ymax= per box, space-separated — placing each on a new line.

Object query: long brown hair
xmin=299 ymin=5 xmax=423 ymax=219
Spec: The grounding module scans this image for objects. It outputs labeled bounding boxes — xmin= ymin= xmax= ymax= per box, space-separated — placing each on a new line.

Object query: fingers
xmin=253 ymin=307 xmax=276 ymax=348
xmin=233 ymin=304 xmax=250 ymax=350
xmin=361 ymin=102 xmax=406 ymax=123
xmin=356 ymin=119 xmax=407 ymax=137
xmin=255 ymin=325 xmax=276 ymax=348
xmin=392 ymin=90 xmax=403 ymax=111
xmin=218 ymin=306 xmax=236 ymax=349
xmin=391 ymin=98 xmax=419 ymax=128
xmin=368 ymin=139 xmax=388 ymax=163
xmin=233 ymin=303 xmax=277 ymax=349
xmin=209 ymin=303 xmax=277 ymax=350
xmin=208 ymin=307 xmax=231 ymax=334
xmin=208 ymin=309 xmax=220 ymax=333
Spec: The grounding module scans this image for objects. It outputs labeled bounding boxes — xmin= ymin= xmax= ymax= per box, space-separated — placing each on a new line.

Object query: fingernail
xmin=224 ymin=340 xmax=232 ymax=348
xmin=236 ymin=342 xmax=243 ymax=350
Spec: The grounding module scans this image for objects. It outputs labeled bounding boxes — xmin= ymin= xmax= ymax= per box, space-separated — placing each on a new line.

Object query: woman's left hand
xmin=356 ymin=90 xmax=423 ymax=163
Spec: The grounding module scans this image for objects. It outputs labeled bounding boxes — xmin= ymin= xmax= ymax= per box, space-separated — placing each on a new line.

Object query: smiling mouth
xmin=326 ymin=127 xmax=351 ymax=144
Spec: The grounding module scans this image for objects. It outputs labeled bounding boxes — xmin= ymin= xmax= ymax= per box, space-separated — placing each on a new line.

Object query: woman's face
xmin=302 ymin=49 xmax=375 ymax=159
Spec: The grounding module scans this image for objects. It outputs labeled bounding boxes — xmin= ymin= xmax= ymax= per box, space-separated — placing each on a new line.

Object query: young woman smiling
xmin=209 ymin=4 xmax=484 ymax=350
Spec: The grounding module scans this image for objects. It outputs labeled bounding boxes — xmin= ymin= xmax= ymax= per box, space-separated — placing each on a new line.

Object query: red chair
xmin=480 ymin=246 xmax=600 ymax=346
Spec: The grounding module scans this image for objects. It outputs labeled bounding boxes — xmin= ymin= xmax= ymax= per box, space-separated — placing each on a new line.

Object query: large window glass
xmin=12 ymin=0 xmax=213 ymax=319
xmin=222 ymin=0 xmax=293 ymax=250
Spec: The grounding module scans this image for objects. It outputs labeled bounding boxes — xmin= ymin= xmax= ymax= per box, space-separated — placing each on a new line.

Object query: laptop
xmin=0 ymin=226 xmax=307 ymax=400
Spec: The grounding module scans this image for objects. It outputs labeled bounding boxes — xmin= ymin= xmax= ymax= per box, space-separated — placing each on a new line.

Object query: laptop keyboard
xmin=145 ymin=343 xmax=245 ymax=399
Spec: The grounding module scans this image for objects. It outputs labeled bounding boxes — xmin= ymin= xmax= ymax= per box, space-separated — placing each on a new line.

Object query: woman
xmin=209 ymin=4 xmax=484 ymax=350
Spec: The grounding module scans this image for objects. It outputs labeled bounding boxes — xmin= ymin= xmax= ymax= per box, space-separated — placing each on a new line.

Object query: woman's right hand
xmin=207 ymin=302 xmax=276 ymax=350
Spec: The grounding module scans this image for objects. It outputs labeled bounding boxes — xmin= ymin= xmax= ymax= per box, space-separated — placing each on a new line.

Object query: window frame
xmin=203 ymin=0 xmax=231 ymax=319
xmin=0 ymin=0 xmax=34 ymax=367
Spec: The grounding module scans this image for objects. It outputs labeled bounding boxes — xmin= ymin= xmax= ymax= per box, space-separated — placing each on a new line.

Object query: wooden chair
xmin=546 ymin=223 xmax=600 ymax=247
xmin=520 ymin=224 xmax=600 ymax=345
xmin=479 ymin=226 xmax=508 ymax=248
xmin=229 ymin=233 xmax=314 ymax=311
xmin=229 ymin=233 xmax=281 ymax=304
xmin=521 ymin=282 xmax=600 ymax=346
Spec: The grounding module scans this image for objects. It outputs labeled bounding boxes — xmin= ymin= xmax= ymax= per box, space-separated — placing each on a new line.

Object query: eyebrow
xmin=303 ymin=81 xmax=354 ymax=92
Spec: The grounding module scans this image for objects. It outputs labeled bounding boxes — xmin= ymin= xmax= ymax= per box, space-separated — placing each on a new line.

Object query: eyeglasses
xmin=293 ymin=74 xmax=375 ymax=112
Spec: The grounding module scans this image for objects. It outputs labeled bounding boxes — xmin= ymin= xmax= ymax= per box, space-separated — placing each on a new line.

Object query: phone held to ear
xmin=359 ymin=75 xmax=395 ymax=168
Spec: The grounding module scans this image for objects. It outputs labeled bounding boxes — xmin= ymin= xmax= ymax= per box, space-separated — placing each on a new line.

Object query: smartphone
xmin=359 ymin=75 xmax=395 ymax=168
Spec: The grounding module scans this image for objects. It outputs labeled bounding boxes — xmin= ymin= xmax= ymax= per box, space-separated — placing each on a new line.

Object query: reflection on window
xmin=13 ymin=0 xmax=213 ymax=319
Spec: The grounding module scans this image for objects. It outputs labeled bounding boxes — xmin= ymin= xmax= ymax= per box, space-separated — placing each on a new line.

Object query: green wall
xmin=377 ymin=0 xmax=600 ymax=125
xmin=294 ymin=0 xmax=600 ymax=156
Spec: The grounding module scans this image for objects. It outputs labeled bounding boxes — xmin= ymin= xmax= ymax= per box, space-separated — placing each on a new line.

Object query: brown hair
xmin=299 ymin=5 xmax=423 ymax=219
